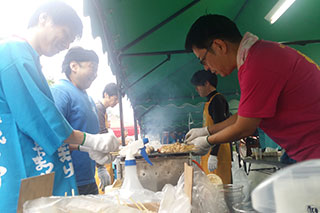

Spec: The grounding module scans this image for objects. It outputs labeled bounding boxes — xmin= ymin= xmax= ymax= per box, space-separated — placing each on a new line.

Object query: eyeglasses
xmin=200 ymin=40 xmax=213 ymax=65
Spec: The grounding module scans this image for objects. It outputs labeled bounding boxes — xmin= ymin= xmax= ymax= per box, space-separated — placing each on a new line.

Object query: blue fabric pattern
xmin=0 ymin=38 xmax=78 ymax=212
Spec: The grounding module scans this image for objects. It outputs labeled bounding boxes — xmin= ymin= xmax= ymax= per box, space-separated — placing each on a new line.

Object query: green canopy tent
xmin=83 ymin=0 xmax=320 ymax=142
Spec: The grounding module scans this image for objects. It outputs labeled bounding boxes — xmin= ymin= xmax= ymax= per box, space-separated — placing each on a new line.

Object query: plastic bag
xmin=157 ymin=184 xmax=191 ymax=213
xmin=24 ymin=164 xmax=229 ymax=213
xmin=177 ymin=166 xmax=228 ymax=213
xmin=232 ymin=153 xmax=251 ymax=201
xmin=23 ymin=195 xmax=141 ymax=213
xmin=106 ymin=186 xmax=160 ymax=207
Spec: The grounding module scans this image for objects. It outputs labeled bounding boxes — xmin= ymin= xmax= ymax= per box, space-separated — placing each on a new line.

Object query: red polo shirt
xmin=238 ymin=40 xmax=320 ymax=161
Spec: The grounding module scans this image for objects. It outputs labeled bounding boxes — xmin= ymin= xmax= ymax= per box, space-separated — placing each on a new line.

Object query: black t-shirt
xmin=206 ymin=90 xmax=231 ymax=156
xmin=207 ymin=90 xmax=231 ymax=123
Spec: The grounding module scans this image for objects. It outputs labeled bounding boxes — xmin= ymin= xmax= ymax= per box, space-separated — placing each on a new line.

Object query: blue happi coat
xmin=0 ymin=38 xmax=78 ymax=212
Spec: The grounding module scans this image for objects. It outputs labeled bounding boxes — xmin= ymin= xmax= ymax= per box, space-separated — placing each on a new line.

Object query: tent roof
xmin=84 ymin=0 xmax=320 ymax=133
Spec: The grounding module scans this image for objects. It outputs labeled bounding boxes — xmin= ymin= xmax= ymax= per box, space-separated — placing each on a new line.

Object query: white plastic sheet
xmin=23 ymin=195 xmax=141 ymax=213
xmin=24 ymin=164 xmax=231 ymax=213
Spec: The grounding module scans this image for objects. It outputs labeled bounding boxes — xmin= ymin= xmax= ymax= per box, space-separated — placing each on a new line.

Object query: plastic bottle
xmin=119 ymin=138 xmax=153 ymax=198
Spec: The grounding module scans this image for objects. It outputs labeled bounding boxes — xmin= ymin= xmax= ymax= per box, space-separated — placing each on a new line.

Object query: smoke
xmin=136 ymin=103 xmax=204 ymax=140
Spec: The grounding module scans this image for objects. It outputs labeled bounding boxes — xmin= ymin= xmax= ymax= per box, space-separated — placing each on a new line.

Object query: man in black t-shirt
xmin=191 ymin=70 xmax=232 ymax=184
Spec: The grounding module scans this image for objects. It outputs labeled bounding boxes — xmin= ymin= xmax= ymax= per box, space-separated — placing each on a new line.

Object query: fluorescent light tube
xmin=265 ymin=0 xmax=296 ymax=24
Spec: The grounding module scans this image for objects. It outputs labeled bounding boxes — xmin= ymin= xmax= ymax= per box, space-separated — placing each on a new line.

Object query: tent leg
xmin=133 ymin=110 xmax=139 ymax=140
xmin=117 ymin=83 xmax=126 ymax=146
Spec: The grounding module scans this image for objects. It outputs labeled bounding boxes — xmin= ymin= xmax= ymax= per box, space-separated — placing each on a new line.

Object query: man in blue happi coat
xmin=0 ymin=1 xmax=119 ymax=212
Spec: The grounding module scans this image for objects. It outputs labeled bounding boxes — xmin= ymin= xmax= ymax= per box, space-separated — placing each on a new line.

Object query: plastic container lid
xmin=251 ymin=159 xmax=320 ymax=213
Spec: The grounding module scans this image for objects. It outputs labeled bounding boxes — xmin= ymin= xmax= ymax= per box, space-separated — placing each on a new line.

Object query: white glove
xmin=185 ymin=127 xmax=209 ymax=142
xmin=208 ymin=155 xmax=218 ymax=172
xmin=83 ymin=132 xmax=119 ymax=153
xmin=188 ymin=136 xmax=211 ymax=156
xmin=97 ymin=165 xmax=111 ymax=191
xmin=79 ymin=145 xmax=113 ymax=165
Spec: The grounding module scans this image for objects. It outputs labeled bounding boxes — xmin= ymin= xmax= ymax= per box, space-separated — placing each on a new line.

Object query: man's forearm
xmin=208 ymin=115 xmax=260 ymax=145
xmin=208 ymin=124 xmax=249 ymax=145
xmin=208 ymin=113 xmax=238 ymax=134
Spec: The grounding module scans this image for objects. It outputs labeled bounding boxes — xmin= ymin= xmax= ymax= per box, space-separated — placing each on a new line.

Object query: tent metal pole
xmin=126 ymin=55 xmax=171 ymax=91
xmin=137 ymin=105 xmax=156 ymax=120
xmin=280 ymin=39 xmax=320 ymax=46
xmin=133 ymin=91 xmax=238 ymax=103
xmin=133 ymin=110 xmax=139 ymax=140
xmin=120 ymin=49 xmax=191 ymax=58
xmin=116 ymin=83 xmax=126 ymax=146
xmin=233 ymin=0 xmax=250 ymax=22
xmin=120 ymin=0 xmax=200 ymax=53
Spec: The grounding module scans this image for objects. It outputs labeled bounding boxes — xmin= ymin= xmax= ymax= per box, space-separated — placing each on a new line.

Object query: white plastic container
xmin=251 ymin=159 xmax=320 ymax=213
xmin=119 ymin=138 xmax=153 ymax=199
xmin=120 ymin=159 xmax=146 ymax=199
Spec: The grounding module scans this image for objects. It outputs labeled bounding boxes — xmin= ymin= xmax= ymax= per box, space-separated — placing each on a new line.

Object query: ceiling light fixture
xmin=265 ymin=0 xmax=296 ymax=24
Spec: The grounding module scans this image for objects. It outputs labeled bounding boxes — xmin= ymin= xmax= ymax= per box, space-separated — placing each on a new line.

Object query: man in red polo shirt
xmin=184 ymin=14 xmax=320 ymax=162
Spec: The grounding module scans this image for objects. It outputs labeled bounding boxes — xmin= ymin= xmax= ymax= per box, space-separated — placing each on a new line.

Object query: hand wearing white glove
xmin=188 ymin=136 xmax=211 ymax=156
xmin=208 ymin=155 xmax=218 ymax=172
xmin=79 ymin=145 xmax=114 ymax=165
xmin=97 ymin=165 xmax=111 ymax=191
xmin=185 ymin=127 xmax=209 ymax=142
xmin=82 ymin=132 xmax=119 ymax=153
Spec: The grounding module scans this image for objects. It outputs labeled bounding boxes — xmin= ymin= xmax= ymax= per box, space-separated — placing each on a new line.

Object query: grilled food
xmin=158 ymin=142 xmax=195 ymax=153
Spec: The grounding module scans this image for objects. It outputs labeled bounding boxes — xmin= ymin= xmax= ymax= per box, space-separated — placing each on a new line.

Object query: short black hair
xmin=103 ymin=83 xmax=118 ymax=98
xmin=185 ymin=14 xmax=242 ymax=51
xmin=28 ymin=1 xmax=83 ymax=39
xmin=62 ymin=46 xmax=99 ymax=78
xmin=191 ymin=70 xmax=218 ymax=88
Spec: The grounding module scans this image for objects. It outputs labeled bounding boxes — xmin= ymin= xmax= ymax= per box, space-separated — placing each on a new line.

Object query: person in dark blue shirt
xmin=51 ymin=47 xmax=115 ymax=195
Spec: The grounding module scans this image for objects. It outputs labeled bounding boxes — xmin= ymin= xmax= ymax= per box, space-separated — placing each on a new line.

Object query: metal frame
xmin=136 ymin=105 xmax=156 ymax=120
xmin=119 ymin=0 xmax=200 ymax=53
xmin=117 ymin=83 xmax=126 ymax=146
xmin=132 ymin=90 xmax=240 ymax=104
xmin=233 ymin=0 xmax=250 ymax=21
xmin=281 ymin=39 xmax=320 ymax=46
xmin=125 ymin=55 xmax=171 ymax=91
xmin=120 ymin=49 xmax=191 ymax=58
xmin=133 ymin=110 xmax=139 ymax=140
